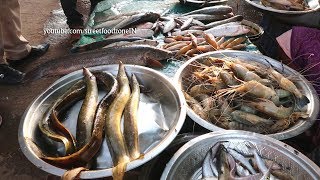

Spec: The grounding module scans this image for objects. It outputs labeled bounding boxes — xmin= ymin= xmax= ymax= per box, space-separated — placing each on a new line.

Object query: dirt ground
xmin=0 ymin=0 xmax=262 ymax=179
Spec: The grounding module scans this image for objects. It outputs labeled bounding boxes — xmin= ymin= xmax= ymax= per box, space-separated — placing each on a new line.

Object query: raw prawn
xmin=217 ymin=80 xmax=279 ymax=104
xmin=247 ymin=99 xmax=293 ymax=119
xmin=268 ymin=67 xmax=309 ymax=109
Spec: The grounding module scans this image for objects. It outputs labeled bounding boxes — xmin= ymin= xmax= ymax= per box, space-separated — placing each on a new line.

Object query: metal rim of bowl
xmin=160 ymin=130 xmax=320 ymax=180
xmin=18 ymin=64 xmax=187 ymax=179
xmin=244 ymin=0 xmax=320 ymax=15
xmin=173 ymin=50 xmax=320 ymax=140
xmin=241 ymin=19 xmax=264 ymax=40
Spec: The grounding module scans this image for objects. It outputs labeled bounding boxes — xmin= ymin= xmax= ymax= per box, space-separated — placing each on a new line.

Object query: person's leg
xmin=1 ymin=0 xmax=31 ymax=61
xmin=60 ymin=0 xmax=84 ymax=28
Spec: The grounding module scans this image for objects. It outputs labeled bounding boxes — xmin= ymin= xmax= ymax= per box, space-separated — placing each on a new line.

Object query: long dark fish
xmin=25 ymin=45 xmax=173 ymax=81
xmin=204 ymin=15 xmax=244 ymax=29
xmin=41 ymin=72 xmax=118 ymax=168
xmin=70 ymin=37 xmax=144 ymax=52
xmin=94 ymin=12 xmax=140 ymax=24
xmin=113 ymin=12 xmax=160 ymax=29
xmin=102 ymin=39 xmax=158 ymax=49
xmin=182 ymin=5 xmax=233 ymax=16
xmin=76 ymin=68 xmax=99 ymax=149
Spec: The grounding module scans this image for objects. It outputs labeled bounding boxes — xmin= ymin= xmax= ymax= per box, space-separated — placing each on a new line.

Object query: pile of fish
xmin=162 ymin=32 xmax=247 ymax=57
xmin=179 ymin=0 xmax=228 ymax=8
xmin=38 ymin=62 xmax=142 ymax=180
xmin=183 ymin=57 xmax=310 ymax=134
xmin=261 ymin=0 xmax=310 ymax=11
xmin=201 ymin=141 xmax=294 ymax=179
xmin=155 ymin=5 xmax=253 ymax=38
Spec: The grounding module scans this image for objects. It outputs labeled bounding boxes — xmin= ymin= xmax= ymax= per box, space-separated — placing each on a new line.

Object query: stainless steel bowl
xmin=173 ymin=50 xmax=319 ymax=140
xmin=245 ymin=0 xmax=320 ymax=15
xmin=241 ymin=19 xmax=264 ymax=41
xmin=18 ymin=65 xmax=186 ymax=179
xmin=161 ymin=130 xmax=320 ymax=180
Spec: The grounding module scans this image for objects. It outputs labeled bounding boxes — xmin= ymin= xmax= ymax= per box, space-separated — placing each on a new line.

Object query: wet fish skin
xmin=94 ymin=12 xmax=140 ymax=24
xmin=103 ymin=39 xmax=158 ymax=48
xmin=204 ymin=15 xmax=243 ymax=29
xmin=227 ymin=148 xmax=257 ymax=174
xmin=185 ymin=14 xmax=229 ymax=22
xmin=71 ymin=37 xmax=144 ymax=52
xmin=113 ymin=12 xmax=160 ymax=29
xmin=163 ymin=18 xmax=177 ymax=33
xmin=25 ymin=45 xmax=173 ymax=80
xmin=202 ymin=152 xmax=217 ymax=178
xmin=38 ymin=80 xmax=86 ymax=155
xmin=76 ymin=68 xmax=99 ymax=149
xmin=180 ymin=17 xmax=193 ymax=30
xmin=182 ymin=5 xmax=233 ymax=16
xmin=93 ymin=17 xmax=127 ymax=29
xmin=124 ymin=74 xmax=141 ymax=160
xmin=106 ymin=62 xmax=131 ymax=180
xmin=41 ymin=72 xmax=118 ymax=168
xmin=217 ymin=145 xmax=230 ymax=180
xmin=204 ymin=24 xmax=250 ymax=37
xmin=227 ymin=154 xmax=263 ymax=180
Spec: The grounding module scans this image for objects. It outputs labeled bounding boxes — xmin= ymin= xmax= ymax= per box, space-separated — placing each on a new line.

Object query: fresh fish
xmin=134 ymin=22 xmax=154 ymax=29
xmin=102 ymin=39 xmax=158 ymax=48
xmin=205 ymin=24 xmax=250 ymax=37
xmin=227 ymin=148 xmax=256 ymax=174
xmin=228 ymin=154 xmax=263 ymax=180
xmin=93 ymin=17 xmax=127 ymax=29
xmin=202 ymin=142 xmax=221 ymax=178
xmin=235 ymin=163 xmax=250 ymax=177
xmin=76 ymin=68 xmax=99 ymax=149
xmin=62 ymin=167 xmax=87 ymax=180
xmin=113 ymin=12 xmax=160 ymax=29
xmin=163 ymin=18 xmax=177 ymax=33
xmin=41 ymin=72 xmax=118 ymax=168
xmin=180 ymin=17 xmax=193 ymax=30
xmin=105 ymin=62 xmax=131 ymax=180
xmin=38 ymin=80 xmax=86 ymax=155
xmin=247 ymin=143 xmax=278 ymax=179
xmin=123 ymin=74 xmax=141 ymax=160
xmin=186 ymin=14 xmax=229 ymax=22
xmin=26 ymin=45 xmax=173 ymax=80
xmin=182 ymin=0 xmax=228 ymax=8
xmin=204 ymin=15 xmax=243 ymax=29
xmin=172 ymin=30 xmax=203 ymax=36
xmin=94 ymin=12 xmax=140 ymax=24
xmin=217 ymin=145 xmax=230 ymax=180
xmin=71 ymin=37 xmax=144 ymax=52
xmin=202 ymin=151 xmax=217 ymax=178
xmin=182 ymin=5 xmax=233 ymax=16
xmin=107 ymin=29 xmax=154 ymax=39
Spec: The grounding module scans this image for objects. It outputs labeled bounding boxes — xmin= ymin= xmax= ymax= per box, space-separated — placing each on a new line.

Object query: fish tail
xmin=112 ymin=162 xmax=128 ymax=180
xmin=296 ymin=95 xmax=310 ymax=110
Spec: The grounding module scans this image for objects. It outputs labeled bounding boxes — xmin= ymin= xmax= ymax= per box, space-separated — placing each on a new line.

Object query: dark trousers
xmin=60 ymin=0 xmax=103 ymax=28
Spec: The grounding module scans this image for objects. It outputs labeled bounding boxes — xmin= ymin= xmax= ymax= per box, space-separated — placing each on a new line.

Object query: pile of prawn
xmin=183 ymin=56 xmax=310 ymax=134
xmin=162 ymin=32 xmax=247 ymax=58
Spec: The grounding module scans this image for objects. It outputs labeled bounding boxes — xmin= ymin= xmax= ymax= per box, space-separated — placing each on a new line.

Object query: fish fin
xmin=146 ymin=58 xmax=164 ymax=68
xmin=112 ymin=162 xmax=128 ymax=180
xmin=296 ymin=95 xmax=310 ymax=110
xmin=62 ymin=167 xmax=87 ymax=180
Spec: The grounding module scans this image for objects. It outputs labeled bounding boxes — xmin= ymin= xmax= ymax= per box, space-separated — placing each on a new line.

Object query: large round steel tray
xmin=244 ymin=0 xmax=320 ymax=15
xmin=161 ymin=130 xmax=320 ymax=180
xmin=173 ymin=50 xmax=319 ymax=140
xmin=18 ymin=64 xmax=186 ymax=179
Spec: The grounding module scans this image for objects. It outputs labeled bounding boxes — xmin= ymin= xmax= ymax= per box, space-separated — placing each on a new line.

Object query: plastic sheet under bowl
xmin=161 ymin=131 xmax=320 ymax=180
xmin=18 ymin=65 xmax=186 ymax=179
xmin=174 ymin=50 xmax=319 ymax=140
